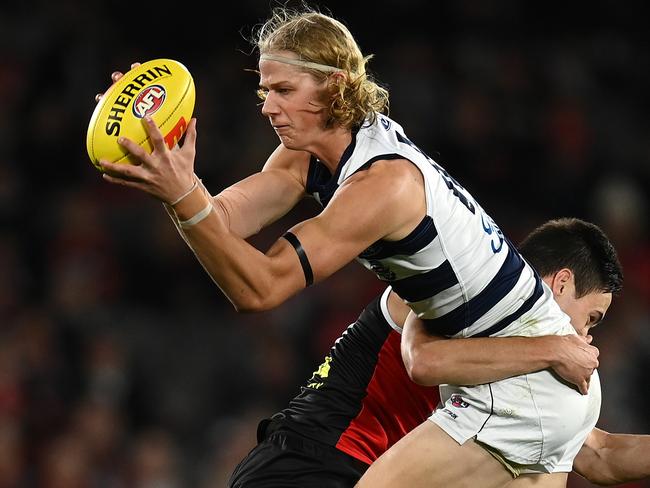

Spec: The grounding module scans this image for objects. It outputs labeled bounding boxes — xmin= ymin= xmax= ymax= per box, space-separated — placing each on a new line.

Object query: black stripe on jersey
xmin=421 ymin=240 xmax=526 ymax=336
xmin=359 ymin=216 xmax=437 ymax=260
xmin=473 ymin=272 xmax=544 ymax=337
xmin=353 ymin=154 xmax=407 ymax=174
xmin=391 ymin=260 xmax=458 ymax=303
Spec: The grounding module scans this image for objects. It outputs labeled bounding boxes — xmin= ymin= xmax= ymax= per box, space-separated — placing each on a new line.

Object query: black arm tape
xmin=282 ymin=231 xmax=314 ymax=287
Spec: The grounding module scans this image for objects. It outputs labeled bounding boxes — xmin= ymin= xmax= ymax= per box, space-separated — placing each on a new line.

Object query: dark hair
xmin=519 ymin=217 xmax=623 ymax=298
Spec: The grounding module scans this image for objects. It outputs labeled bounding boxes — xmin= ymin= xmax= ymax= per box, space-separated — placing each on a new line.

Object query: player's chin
xmin=278 ymin=136 xmax=300 ymax=151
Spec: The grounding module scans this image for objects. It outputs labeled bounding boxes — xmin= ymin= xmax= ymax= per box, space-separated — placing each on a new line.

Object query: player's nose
xmin=261 ymin=92 xmax=279 ymax=116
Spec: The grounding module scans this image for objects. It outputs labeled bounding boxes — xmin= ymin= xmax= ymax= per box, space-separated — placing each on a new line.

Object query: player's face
xmin=554 ymin=284 xmax=612 ymax=337
xmin=259 ymin=54 xmax=329 ymax=150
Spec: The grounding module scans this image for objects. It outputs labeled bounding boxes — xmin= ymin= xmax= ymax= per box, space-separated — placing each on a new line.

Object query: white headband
xmin=259 ymin=54 xmax=342 ymax=73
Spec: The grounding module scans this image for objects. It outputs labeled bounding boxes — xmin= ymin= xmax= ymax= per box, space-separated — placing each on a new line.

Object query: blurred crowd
xmin=1 ymin=1 xmax=649 ymax=487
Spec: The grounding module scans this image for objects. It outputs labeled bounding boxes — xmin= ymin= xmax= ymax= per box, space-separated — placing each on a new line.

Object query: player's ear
xmin=329 ymin=71 xmax=347 ymax=83
xmin=326 ymin=71 xmax=348 ymax=98
xmin=549 ymin=268 xmax=573 ymax=296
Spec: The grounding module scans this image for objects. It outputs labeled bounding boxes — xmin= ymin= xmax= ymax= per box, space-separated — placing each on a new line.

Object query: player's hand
xmin=99 ymin=116 xmax=198 ymax=205
xmin=94 ymin=62 xmax=141 ymax=102
xmin=550 ymin=334 xmax=599 ymax=395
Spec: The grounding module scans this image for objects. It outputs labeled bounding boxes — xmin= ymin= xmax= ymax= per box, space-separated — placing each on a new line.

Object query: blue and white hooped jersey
xmin=306 ymin=113 xmax=567 ymax=339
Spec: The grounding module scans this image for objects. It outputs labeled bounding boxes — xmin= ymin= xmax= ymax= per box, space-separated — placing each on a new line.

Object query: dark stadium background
xmin=1 ymin=0 xmax=648 ymax=486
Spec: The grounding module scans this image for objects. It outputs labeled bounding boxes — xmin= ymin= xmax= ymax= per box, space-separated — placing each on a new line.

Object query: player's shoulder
xmin=345 ymin=157 xmax=419 ymax=193
xmin=332 ymin=158 xmax=421 ymax=223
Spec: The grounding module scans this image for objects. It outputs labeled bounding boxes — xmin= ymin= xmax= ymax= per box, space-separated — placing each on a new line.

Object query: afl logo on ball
xmin=133 ymin=85 xmax=166 ymax=118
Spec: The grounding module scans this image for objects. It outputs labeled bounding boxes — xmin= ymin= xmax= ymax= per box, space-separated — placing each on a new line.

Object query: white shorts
xmin=430 ymin=366 xmax=601 ymax=473
xmin=428 ymin=281 xmax=603 ymax=473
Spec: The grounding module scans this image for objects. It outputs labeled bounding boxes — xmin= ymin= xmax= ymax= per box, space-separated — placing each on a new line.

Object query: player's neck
xmin=309 ymin=126 xmax=353 ymax=174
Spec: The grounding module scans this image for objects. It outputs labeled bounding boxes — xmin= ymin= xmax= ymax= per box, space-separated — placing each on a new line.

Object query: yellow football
xmin=86 ymin=58 xmax=195 ymax=170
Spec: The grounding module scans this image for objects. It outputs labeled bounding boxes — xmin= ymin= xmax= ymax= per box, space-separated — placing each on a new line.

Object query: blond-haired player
xmin=99 ymin=6 xmax=634 ymax=487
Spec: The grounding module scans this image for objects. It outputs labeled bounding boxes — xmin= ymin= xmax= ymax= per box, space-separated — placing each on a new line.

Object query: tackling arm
xmin=399 ymin=305 xmax=599 ymax=394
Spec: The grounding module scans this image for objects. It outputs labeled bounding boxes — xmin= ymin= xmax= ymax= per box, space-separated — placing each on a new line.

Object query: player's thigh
xmin=355 ymin=420 xmax=512 ymax=488
xmin=503 ymin=472 xmax=568 ymax=488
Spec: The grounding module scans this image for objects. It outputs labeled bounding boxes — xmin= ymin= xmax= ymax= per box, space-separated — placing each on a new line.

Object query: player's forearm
xmin=170 ymin=186 xmax=299 ymax=312
xmin=574 ymin=429 xmax=650 ymax=485
xmin=170 ymin=171 xmax=302 ymax=240
xmin=196 ymin=176 xmax=262 ymax=239
xmin=406 ymin=337 xmax=557 ymax=386
xmin=402 ymin=312 xmax=597 ymax=390
xmin=402 ymin=320 xmax=557 ymax=386
xmin=212 ymin=170 xmax=303 ymax=238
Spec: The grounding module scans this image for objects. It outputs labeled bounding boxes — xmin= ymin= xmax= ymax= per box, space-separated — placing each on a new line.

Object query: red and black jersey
xmin=272 ymin=290 xmax=440 ymax=465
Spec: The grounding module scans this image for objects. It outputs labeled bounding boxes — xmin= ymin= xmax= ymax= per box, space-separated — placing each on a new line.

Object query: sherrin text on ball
xmin=86 ymin=58 xmax=195 ymax=170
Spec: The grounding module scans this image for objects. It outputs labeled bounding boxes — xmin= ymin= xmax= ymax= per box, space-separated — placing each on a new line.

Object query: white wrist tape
xmin=179 ymin=201 xmax=213 ymax=229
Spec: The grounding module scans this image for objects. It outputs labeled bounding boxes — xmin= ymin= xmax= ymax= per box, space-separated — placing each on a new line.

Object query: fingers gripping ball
xmin=86 ymin=59 xmax=195 ymax=170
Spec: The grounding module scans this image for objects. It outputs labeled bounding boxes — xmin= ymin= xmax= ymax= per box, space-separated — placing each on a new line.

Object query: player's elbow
xmin=230 ymin=293 xmax=277 ymax=313
xmin=229 ymin=283 xmax=287 ymax=313
xmin=231 ymin=261 xmax=302 ymax=313
xmin=404 ymin=347 xmax=441 ymax=386
xmin=232 ymin=298 xmax=267 ymax=313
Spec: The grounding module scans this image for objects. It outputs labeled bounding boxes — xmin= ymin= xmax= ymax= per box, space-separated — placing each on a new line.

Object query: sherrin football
xmin=86 ymin=58 xmax=195 ymax=170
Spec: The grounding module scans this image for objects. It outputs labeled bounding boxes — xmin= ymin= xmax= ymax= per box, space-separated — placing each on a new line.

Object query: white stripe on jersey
xmin=359 ymin=235 xmax=448 ymax=280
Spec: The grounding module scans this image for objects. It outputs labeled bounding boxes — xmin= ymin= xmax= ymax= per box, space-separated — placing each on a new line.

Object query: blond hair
xmin=252 ymin=5 xmax=389 ymax=129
